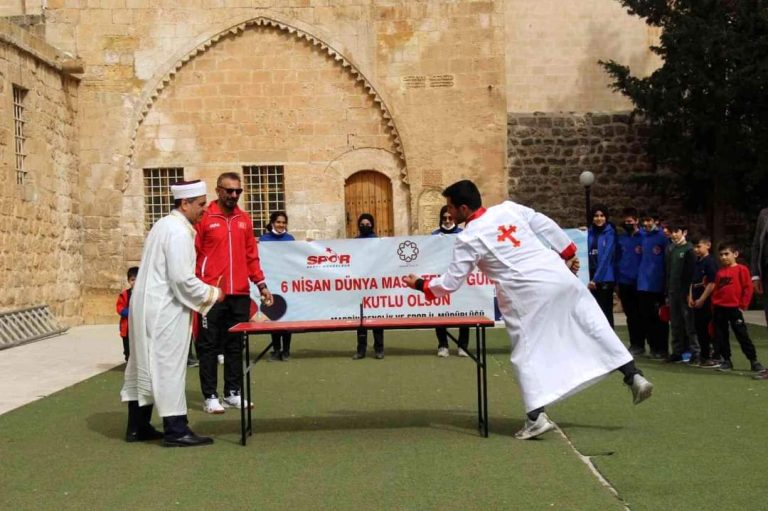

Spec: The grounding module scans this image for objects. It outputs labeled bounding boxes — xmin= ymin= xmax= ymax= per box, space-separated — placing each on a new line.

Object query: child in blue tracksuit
xmin=587 ymin=204 xmax=618 ymax=327
xmin=616 ymin=208 xmax=644 ymax=354
xmin=260 ymin=211 xmax=295 ymax=361
xmin=637 ymin=213 xmax=669 ymax=358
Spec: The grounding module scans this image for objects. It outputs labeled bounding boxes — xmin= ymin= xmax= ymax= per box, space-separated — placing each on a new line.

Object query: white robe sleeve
xmin=518 ymin=204 xmax=575 ymax=257
xmin=426 ymin=237 xmax=483 ymax=299
xmin=166 ymin=228 xmax=219 ymax=315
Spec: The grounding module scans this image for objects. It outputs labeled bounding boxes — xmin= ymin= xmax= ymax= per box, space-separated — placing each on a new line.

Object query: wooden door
xmin=344 ymin=171 xmax=394 ymax=238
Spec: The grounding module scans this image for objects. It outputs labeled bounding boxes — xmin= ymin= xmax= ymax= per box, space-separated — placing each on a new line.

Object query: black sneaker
xmin=664 ymin=353 xmax=684 ymax=363
xmin=281 ymin=352 xmax=291 ymax=362
xmin=352 ymin=352 xmax=365 ymax=360
xmin=268 ymin=352 xmax=282 ymax=362
xmin=374 ymin=351 xmax=384 ymax=360
xmin=750 ymin=361 xmax=766 ymax=372
xmin=717 ymin=360 xmax=733 ymax=372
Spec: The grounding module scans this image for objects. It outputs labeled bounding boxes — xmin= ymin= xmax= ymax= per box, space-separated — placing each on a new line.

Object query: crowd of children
xmin=588 ymin=207 xmax=767 ymax=380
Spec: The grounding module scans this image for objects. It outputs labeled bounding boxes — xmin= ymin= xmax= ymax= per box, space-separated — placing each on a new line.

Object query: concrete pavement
xmin=0 ymin=312 xmax=765 ymax=417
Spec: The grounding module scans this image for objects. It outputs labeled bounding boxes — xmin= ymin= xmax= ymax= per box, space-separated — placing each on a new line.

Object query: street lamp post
xmin=579 ymin=171 xmax=595 ymax=227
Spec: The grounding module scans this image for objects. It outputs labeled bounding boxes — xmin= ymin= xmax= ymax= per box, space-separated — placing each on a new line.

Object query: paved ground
xmin=1 ymin=311 xmax=765 ymax=416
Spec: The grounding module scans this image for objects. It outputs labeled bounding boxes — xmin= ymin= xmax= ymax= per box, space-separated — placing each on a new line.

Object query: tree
xmin=600 ymin=0 xmax=768 ymax=239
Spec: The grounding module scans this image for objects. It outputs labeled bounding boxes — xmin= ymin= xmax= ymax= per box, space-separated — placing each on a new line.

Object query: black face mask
xmin=358 ymin=225 xmax=373 ymax=236
xmin=623 ymin=223 xmax=636 ymax=233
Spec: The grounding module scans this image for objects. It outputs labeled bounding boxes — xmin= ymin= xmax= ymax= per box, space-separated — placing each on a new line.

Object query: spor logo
xmin=307 ymin=247 xmax=352 ymax=267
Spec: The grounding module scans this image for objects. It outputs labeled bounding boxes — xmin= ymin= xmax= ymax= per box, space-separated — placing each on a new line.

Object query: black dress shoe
xmin=163 ymin=432 xmax=214 ymax=447
xmin=126 ymin=426 xmax=164 ymax=443
xmin=352 ymin=352 xmax=365 ymax=360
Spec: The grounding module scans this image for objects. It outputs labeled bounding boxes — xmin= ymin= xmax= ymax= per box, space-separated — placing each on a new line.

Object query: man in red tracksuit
xmin=195 ymin=172 xmax=272 ymax=414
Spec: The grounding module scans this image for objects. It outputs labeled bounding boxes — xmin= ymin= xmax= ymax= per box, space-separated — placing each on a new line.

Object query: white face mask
xmin=441 ymin=222 xmax=455 ymax=231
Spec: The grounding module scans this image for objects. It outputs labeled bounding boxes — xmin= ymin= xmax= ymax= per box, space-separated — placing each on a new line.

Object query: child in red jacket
xmin=115 ymin=267 xmax=139 ymax=362
xmin=711 ymin=243 xmax=765 ymax=373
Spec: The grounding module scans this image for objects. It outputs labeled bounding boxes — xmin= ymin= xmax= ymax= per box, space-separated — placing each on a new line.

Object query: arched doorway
xmin=344 ymin=171 xmax=394 ymax=238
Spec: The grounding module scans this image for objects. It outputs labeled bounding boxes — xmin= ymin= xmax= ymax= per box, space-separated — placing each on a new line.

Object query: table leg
xmin=240 ymin=332 xmax=247 ymax=446
xmin=481 ymin=326 xmax=488 ymax=437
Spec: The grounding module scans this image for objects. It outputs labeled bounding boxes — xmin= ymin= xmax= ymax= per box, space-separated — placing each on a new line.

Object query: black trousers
xmin=713 ymin=306 xmax=757 ymax=362
xmin=271 ymin=333 xmax=292 ymax=354
xmin=198 ymin=295 xmax=250 ymax=398
xmin=356 ymin=328 xmax=383 ymax=354
xmin=122 ymin=336 xmax=130 ymax=362
xmin=618 ymin=283 xmax=644 ymax=351
xmin=590 ymin=282 xmax=615 ymax=328
xmin=692 ymin=302 xmax=714 ymax=360
xmin=637 ymin=291 xmax=669 ymax=355
xmin=435 ymin=327 xmax=469 ymax=349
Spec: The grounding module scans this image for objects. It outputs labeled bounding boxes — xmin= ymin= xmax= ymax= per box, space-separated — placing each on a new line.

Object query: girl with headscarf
xmin=587 ymin=204 xmax=617 ymax=327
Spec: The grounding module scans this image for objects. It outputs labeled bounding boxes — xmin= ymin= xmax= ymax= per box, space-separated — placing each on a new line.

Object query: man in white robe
xmin=406 ymin=180 xmax=653 ymax=440
xmin=121 ymin=180 xmax=223 ymax=447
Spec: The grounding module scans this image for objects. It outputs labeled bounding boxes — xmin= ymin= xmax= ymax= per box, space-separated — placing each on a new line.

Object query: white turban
xmin=170 ymin=180 xmax=207 ymax=200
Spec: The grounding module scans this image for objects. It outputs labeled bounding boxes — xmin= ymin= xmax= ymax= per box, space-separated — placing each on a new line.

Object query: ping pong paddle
xmin=260 ymin=294 xmax=287 ymax=321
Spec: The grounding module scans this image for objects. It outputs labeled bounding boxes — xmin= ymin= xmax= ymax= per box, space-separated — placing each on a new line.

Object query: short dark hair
xmin=694 ymin=235 xmax=711 ymax=245
xmin=442 ymin=180 xmax=482 ymax=210
xmin=718 ymin=241 xmax=739 ymax=253
xmin=217 ymin=172 xmax=241 ymax=186
xmin=640 ymin=211 xmax=660 ymax=221
xmin=269 ymin=210 xmax=288 ymax=224
xmin=127 ymin=266 xmax=139 ymax=279
xmin=666 ymin=220 xmax=687 ymax=233
xmin=621 ymin=207 xmax=638 ymax=219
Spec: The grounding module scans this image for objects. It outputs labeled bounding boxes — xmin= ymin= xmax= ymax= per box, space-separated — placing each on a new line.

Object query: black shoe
xmin=663 ymin=353 xmax=684 ymax=363
xmin=126 ymin=426 xmax=164 ymax=443
xmin=750 ymin=361 xmax=766 ymax=372
xmin=187 ymin=358 xmax=199 ymax=368
xmin=352 ymin=352 xmax=366 ymax=360
xmin=374 ymin=351 xmax=384 ymax=360
xmin=268 ymin=352 xmax=282 ymax=362
xmin=281 ymin=352 xmax=291 ymax=361
xmin=717 ymin=360 xmax=734 ymax=372
xmin=163 ymin=432 xmax=214 ymax=447
xmin=628 ymin=346 xmax=645 ymax=356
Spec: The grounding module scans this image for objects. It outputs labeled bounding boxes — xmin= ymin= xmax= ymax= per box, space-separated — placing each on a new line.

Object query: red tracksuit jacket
xmin=194 ymin=201 xmax=266 ymax=296
xmin=116 ymin=289 xmax=131 ymax=337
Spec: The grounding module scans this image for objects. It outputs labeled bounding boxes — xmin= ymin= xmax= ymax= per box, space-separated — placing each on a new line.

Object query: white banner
xmin=252 ymin=229 xmax=588 ymax=322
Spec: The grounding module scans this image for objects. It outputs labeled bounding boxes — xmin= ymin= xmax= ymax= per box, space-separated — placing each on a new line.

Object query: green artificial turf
xmin=1 ymin=326 xmax=767 ymax=510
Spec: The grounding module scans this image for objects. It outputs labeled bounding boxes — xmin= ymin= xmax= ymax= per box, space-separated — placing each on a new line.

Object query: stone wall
xmin=507 ymin=112 xmax=705 ymax=230
xmin=0 ymin=19 xmax=81 ymax=326
xmin=42 ymin=1 xmax=508 ymax=323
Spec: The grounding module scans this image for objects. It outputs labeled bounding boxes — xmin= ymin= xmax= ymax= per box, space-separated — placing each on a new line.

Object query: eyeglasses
xmin=218 ymin=187 xmax=243 ymax=195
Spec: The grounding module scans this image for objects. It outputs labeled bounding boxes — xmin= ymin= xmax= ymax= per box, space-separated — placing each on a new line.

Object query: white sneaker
xmin=222 ymin=391 xmax=253 ymax=409
xmin=630 ymin=374 xmax=653 ymax=405
xmin=437 ymin=347 xmax=450 ymax=358
xmin=203 ymin=396 xmax=225 ymax=414
xmin=514 ymin=412 xmax=555 ymax=440
xmin=217 ymin=354 xmax=224 ymax=365
xmin=457 ymin=348 xmax=470 ymax=357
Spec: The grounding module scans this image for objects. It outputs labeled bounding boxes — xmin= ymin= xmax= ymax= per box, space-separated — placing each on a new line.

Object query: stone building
xmin=0 ymin=0 xmax=663 ymax=324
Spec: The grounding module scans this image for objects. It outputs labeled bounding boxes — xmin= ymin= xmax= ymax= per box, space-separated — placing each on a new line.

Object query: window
xmin=243 ymin=165 xmax=285 ymax=236
xmin=143 ymin=167 xmax=184 ymax=230
xmin=13 ymin=85 xmax=27 ymax=185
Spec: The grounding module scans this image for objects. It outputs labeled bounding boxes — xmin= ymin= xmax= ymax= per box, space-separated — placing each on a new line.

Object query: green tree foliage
xmin=600 ymin=0 xmax=768 ymax=232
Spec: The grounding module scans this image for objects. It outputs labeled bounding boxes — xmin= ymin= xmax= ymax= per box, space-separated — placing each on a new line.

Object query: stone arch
xmin=124 ymin=12 xmax=407 ymax=189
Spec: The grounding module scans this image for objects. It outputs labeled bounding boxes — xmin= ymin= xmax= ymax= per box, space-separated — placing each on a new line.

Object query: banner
xmin=252 ymin=229 xmax=588 ymax=322
xmin=254 ymin=236 xmax=495 ymax=321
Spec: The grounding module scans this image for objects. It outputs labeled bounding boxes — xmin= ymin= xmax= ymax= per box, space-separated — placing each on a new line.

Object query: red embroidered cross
xmin=497 ymin=225 xmax=521 ymax=247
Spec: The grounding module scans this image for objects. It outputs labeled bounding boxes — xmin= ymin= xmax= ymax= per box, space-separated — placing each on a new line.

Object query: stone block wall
xmin=508 ymin=112 xmax=694 ymax=228
xmin=0 ymin=19 xmax=82 ymax=326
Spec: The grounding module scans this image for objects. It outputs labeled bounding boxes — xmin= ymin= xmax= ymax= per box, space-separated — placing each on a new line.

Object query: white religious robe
xmin=121 ymin=210 xmax=219 ymax=417
xmin=426 ymin=201 xmax=632 ymax=412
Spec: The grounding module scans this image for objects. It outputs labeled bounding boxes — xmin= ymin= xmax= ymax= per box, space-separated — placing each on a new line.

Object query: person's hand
xmin=755 ymin=279 xmax=764 ymax=295
xmin=587 ymin=280 xmax=596 ymax=290
xmin=566 ymin=256 xmax=580 ymax=275
xmin=404 ymin=274 xmax=420 ymax=289
xmin=260 ymin=287 xmax=273 ymax=306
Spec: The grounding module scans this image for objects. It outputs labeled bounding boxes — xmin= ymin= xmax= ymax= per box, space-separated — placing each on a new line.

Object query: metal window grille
xmin=243 ymin=165 xmax=285 ymax=236
xmin=143 ymin=168 xmax=185 ymax=231
xmin=13 ymin=85 xmax=27 ymax=185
